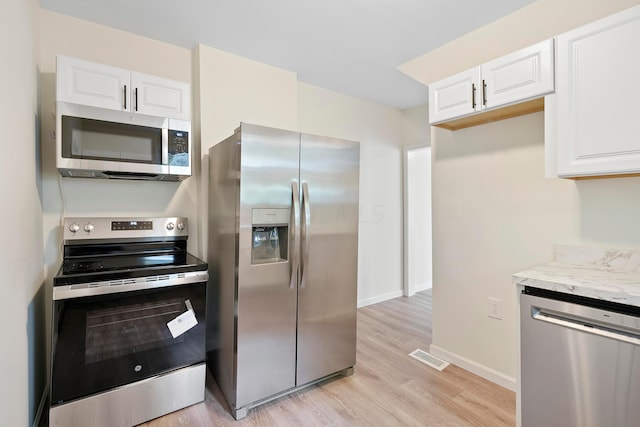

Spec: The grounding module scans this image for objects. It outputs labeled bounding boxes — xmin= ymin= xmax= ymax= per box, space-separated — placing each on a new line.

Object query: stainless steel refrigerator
xmin=207 ymin=123 xmax=359 ymax=420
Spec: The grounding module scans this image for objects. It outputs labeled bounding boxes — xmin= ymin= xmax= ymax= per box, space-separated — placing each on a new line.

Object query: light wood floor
xmin=141 ymin=290 xmax=515 ymax=426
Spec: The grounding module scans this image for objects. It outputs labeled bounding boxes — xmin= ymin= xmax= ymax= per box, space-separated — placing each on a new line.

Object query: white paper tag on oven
xmin=167 ymin=299 xmax=197 ymax=339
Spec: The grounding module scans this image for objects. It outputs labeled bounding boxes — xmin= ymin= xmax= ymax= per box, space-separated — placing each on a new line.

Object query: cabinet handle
xmin=482 ymin=80 xmax=487 ymax=106
xmin=471 ymin=83 xmax=476 ymax=109
xmin=134 ymin=88 xmax=138 ymax=112
xmin=123 ymin=85 xmax=127 ymax=110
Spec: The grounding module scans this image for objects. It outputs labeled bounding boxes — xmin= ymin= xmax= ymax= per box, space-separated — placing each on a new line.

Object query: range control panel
xmin=63 ymin=217 xmax=188 ymax=241
xmin=111 ymin=220 xmax=154 ymax=231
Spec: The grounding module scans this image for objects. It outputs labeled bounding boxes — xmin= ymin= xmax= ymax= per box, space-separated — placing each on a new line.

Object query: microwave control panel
xmin=168 ymin=130 xmax=189 ymax=167
xmin=169 ymin=130 xmax=188 ymax=154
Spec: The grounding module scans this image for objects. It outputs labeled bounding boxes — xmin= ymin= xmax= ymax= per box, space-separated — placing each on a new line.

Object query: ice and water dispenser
xmin=251 ymin=208 xmax=289 ymax=264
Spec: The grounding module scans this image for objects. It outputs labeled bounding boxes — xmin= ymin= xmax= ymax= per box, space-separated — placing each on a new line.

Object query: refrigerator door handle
xmin=290 ymin=181 xmax=300 ymax=289
xmin=301 ymin=182 xmax=311 ymax=288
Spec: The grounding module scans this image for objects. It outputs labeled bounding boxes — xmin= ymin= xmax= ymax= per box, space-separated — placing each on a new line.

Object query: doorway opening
xmin=403 ymin=146 xmax=432 ymax=297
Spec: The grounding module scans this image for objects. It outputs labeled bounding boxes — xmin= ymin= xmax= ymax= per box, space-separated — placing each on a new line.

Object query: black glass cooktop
xmin=54 ymin=240 xmax=207 ymax=286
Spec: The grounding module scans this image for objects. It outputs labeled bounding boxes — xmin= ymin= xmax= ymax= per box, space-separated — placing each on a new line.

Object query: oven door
xmin=50 ymin=282 xmax=205 ymax=407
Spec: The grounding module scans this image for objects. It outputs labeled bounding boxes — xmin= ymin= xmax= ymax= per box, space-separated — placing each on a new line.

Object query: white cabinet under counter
xmin=546 ymin=5 xmax=640 ymax=178
xmin=429 ymin=39 xmax=554 ymax=130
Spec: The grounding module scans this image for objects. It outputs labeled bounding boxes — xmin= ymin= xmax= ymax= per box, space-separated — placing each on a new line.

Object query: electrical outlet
xmin=488 ymin=298 xmax=502 ymax=319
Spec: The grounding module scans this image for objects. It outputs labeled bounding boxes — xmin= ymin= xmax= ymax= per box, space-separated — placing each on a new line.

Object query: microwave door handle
xmin=162 ymin=128 xmax=168 ymax=165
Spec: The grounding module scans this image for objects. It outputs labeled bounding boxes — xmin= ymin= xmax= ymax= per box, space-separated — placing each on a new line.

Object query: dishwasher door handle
xmin=532 ymin=307 xmax=640 ymax=346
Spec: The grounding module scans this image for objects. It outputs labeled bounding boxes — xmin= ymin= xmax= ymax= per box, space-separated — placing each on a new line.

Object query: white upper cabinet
xmin=548 ymin=5 xmax=640 ymax=178
xmin=56 ymin=55 xmax=191 ymax=120
xmin=428 ymin=68 xmax=481 ymax=124
xmin=130 ymin=72 xmax=190 ymax=119
xmin=429 ymin=39 xmax=554 ymax=127
xmin=481 ymin=40 xmax=554 ymax=110
xmin=57 ymin=56 xmax=130 ymax=111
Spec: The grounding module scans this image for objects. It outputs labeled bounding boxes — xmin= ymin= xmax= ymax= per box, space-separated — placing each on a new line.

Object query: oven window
xmin=61 ymin=115 xmax=162 ymax=164
xmin=85 ymin=298 xmax=184 ymax=364
xmin=50 ymin=283 xmax=205 ymax=406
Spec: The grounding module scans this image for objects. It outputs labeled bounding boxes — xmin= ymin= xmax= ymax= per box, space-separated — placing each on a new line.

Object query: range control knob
xmin=177 ymin=222 xmax=185 ymax=231
xmin=69 ymin=223 xmax=80 ymax=233
xmin=166 ymin=222 xmax=175 ymax=231
xmin=84 ymin=223 xmax=95 ymax=233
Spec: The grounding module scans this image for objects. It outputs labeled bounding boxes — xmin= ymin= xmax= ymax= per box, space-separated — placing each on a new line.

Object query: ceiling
xmin=39 ymin=0 xmax=537 ymax=110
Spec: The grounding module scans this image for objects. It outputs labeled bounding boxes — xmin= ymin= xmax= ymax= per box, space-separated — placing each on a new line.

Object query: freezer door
xmin=297 ymin=133 xmax=359 ymax=385
xmin=236 ymin=124 xmax=300 ymax=407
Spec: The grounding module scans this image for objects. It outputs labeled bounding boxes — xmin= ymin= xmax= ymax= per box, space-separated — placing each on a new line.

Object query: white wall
xmin=38 ymin=11 xmax=196 ymax=267
xmin=37 ymin=11 xmax=195 ymax=255
xmin=417 ymin=0 xmax=640 ymax=391
xmin=196 ymin=63 xmax=411 ymax=306
xmin=431 ymin=114 xmax=640 ymax=391
xmin=196 ymin=64 xmax=417 ymax=306
xmin=430 ymin=113 xmax=579 ymax=388
xmin=30 ymin=16 xmax=423 ymax=425
xmin=194 ymin=44 xmax=299 ymax=257
xmin=402 ymin=104 xmax=430 ymax=147
xmin=297 ymin=83 xmax=408 ymax=305
xmin=36 ymin=12 xmax=198 ymax=421
xmin=195 ymin=44 xmax=299 ymax=146
xmin=0 ymin=0 xmax=44 ymax=425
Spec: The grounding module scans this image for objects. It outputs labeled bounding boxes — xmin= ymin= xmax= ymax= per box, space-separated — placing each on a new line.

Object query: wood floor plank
xmin=140 ymin=289 xmax=515 ymax=426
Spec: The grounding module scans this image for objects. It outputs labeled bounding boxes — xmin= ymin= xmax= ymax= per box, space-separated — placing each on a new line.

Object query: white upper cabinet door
xmin=554 ymin=5 xmax=640 ymax=177
xmin=481 ymin=39 xmax=554 ymax=110
xmin=130 ymin=72 xmax=191 ymax=121
xmin=57 ymin=55 xmax=130 ymax=111
xmin=429 ymin=68 xmax=481 ymax=124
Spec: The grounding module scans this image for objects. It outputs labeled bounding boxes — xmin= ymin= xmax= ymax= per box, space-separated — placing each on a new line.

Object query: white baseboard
xmin=429 ymin=344 xmax=516 ymax=392
xmin=414 ymin=282 xmax=432 ymax=292
xmin=357 ymin=290 xmax=403 ymax=308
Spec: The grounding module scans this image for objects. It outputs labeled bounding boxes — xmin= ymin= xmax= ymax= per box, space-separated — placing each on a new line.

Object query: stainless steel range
xmin=50 ymin=217 xmax=208 ymax=427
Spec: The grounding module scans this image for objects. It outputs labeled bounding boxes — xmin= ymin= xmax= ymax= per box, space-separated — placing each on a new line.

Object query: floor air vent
xmin=408 ymin=349 xmax=449 ymax=371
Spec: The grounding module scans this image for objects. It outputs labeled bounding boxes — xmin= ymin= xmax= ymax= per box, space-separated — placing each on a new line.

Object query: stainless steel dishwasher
xmin=521 ymin=287 xmax=640 ymax=427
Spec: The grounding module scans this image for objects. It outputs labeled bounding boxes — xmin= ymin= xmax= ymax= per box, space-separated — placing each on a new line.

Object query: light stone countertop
xmin=513 ymin=245 xmax=640 ymax=307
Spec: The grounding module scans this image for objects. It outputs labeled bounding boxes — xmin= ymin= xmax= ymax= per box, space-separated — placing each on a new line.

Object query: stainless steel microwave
xmin=56 ymin=102 xmax=192 ymax=181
